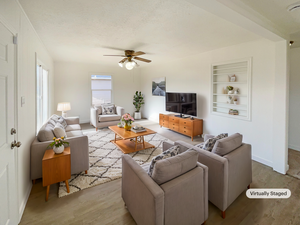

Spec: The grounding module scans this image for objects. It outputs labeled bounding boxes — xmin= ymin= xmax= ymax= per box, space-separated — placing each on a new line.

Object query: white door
xmin=0 ymin=22 xmax=18 ymax=225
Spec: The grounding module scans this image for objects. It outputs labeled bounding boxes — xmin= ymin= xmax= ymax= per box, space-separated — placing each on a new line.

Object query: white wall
xmin=53 ymin=62 xmax=141 ymax=123
xmin=140 ymin=39 xmax=286 ymax=169
xmin=289 ymin=47 xmax=300 ymax=151
xmin=0 ymin=0 xmax=54 ymax=221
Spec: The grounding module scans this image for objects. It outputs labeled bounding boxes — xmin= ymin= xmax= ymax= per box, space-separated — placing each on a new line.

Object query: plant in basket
xmin=122 ymin=113 xmax=134 ymax=131
xmin=48 ymin=136 xmax=69 ymax=154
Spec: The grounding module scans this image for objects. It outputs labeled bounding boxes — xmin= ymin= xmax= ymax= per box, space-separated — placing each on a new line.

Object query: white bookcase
xmin=211 ymin=58 xmax=252 ymax=121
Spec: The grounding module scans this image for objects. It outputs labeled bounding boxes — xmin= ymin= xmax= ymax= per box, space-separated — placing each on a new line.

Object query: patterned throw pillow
xmin=201 ymin=133 xmax=228 ymax=151
xmin=48 ymin=119 xmax=56 ymax=127
xmin=51 ymin=114 xmax=61 ymax=122
xmin=148 ymin=145 xmax=180 ymax=176
xmin=58 ymin=117 xmax=68 ymax=129
xmin=102 ymin=105 xmax=115 ymax=115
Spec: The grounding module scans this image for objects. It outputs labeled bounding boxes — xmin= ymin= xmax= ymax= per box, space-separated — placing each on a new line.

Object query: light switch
xmin=21 ymin=96 xmax=25 ymax=107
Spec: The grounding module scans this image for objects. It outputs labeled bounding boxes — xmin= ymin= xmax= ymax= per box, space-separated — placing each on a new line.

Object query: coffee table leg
xmin=65 ymin=180 xmax=70 ymax=193
xmin=46 ymin=185 xmax=50 ymax=202
xmin=142 ymin=136 xmax=145 ymax=149
xmin=115 ymin=133 xmax=117 ymax=142
xmin=135 ymin=137 xmax=137 ymax=150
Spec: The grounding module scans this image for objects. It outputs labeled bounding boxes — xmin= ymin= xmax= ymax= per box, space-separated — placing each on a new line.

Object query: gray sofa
xmin=90 ymin=104 xmax=125 ymax=130
xmin=173 ymin=133 xmax=252 ymax=219
xmin=30 ymin=115 xmax=89 ymax=182
xmin=122 ymin=142 xmax=208 ymax=225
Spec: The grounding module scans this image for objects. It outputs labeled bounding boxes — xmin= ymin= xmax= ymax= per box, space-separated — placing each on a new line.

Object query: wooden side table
xmin=42 ymin=147 xmax=71 ymax=201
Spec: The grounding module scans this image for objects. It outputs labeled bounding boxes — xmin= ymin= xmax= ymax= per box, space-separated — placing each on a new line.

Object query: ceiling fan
xmin=104 ymin=50 xmax=151 ymax=70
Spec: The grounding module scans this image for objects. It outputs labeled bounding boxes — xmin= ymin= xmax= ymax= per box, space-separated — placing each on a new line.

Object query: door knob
xmin=11 ymin=128 xmax=16 ymax=135
xmin=11 ymin=140 xmax=22 ymax=149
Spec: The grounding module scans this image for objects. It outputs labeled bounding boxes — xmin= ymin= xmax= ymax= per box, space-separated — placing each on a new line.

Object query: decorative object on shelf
xmin=222 ymin=87 xmax=226 ymax=94
xmin=227 ymin=86 xmax=234 ymax=94
xmin=117 ymin=122 xmax=123 ymax=128
xmin=228 ymin=74 xmax=236 ymax=82
xmin=229 ymin=109 xmax=239 ymax=115
xmin=227 ymin=95 xmax=233 ymax=104
xmin=234 ymin=88 xmax=239 ymax=94
xmin=133 ymin=91 xmax=145 ymax=119
xmin=152 ymin=77 xmax=166 ymax=96
xmin=103 ymin=50 xmax=151 ymax=70
xmin=233 ymin=98 xmax=238 ymax=105
xmin=122 ymin=113 xmax=134 ymax=131
xmin=57 ymin=102 xmax=71 ymax=118
xmin=48 ymin=136 xmax=69 ymax=154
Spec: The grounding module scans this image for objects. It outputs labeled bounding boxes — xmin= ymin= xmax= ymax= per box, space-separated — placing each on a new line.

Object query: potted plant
xmin=122 ymin=113 xmax=134 ymax=131
xmin=48 ymin=136 xmax=69 ymax=154
xmin=133 ymin=91 xmax=144 ymax=120
xmin=227 ymin=86 xmax=234 ymax=94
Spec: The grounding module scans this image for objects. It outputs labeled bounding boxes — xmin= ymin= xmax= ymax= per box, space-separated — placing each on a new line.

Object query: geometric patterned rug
xmin=58 ymin=128 xmax=172 ymax=197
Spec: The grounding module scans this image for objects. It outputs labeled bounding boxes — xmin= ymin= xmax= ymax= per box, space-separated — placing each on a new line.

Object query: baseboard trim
xmin=288 ymin=144 xmax=300 ymax=151
xmin=252 ymin=155 xmax=273 ymax=168
xmin=18 ymin=182 xmax=32 ymax=223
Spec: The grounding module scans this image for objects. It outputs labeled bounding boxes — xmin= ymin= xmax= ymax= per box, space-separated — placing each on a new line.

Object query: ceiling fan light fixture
xmin=118 ymin=62 xmax=124 ymax=68
xmin=290 ymin=41 xmax=294 ymax=46
xmin=125 ymin=61 xmax=134 ymax=70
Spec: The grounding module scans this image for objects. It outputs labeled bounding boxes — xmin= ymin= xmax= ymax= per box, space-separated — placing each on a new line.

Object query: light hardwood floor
xmin=20 ymin=121 xmax=300 ymax=225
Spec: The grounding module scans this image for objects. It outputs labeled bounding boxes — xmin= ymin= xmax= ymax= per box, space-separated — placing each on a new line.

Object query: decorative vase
xmin=124 ymin=123 xmax=132 ymax=131
xmin=134 ymin=112 xmax=141 ymax=120
xmin=228 ymin=90 xmax=233 ymax=94
xmin=53 ymin=145 xmax=64 ymax=154
xmin=234 ymin=101 xmax=237 ymax=105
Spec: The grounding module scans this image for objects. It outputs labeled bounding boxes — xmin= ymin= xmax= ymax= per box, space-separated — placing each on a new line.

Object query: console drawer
xmin=169 ymin=117 xmax=179 ymax=123
xmin=161 ymin=121 xmax=169 ymax=127
xmin=169 ymin=124 xmax=179 ymax=132
xmin=179 ymin=127 xmax=192 ymax=136
xmin=180 ymin=120 xmax=193 ymax=127
xmin=160 ymin=114 xmax=169 ymax=120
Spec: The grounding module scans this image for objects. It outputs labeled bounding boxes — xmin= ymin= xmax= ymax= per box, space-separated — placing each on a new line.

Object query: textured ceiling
xmin=19 ymin=0 xmax=261 ymax=65
xmin=232 ymin=0 xmax=300 ymax=47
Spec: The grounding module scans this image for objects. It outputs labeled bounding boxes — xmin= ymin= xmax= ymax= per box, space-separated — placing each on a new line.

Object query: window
xmin=36 ymin=65 xmax=49 ymax=131
xmin=91 ymin=75 xmax=112 ymax=105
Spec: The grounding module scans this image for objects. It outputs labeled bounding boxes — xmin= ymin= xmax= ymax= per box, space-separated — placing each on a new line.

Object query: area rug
xmin=58 ymin=128 xmax=172 ymax=197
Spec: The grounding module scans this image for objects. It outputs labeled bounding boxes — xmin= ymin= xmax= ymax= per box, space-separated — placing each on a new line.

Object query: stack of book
xmin=131 ymin=126 xmax=147 ymax=133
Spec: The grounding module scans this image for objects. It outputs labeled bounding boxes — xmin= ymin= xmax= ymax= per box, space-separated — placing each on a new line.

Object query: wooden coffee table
xmin=109 ymin=126 xmax=157 ymax=154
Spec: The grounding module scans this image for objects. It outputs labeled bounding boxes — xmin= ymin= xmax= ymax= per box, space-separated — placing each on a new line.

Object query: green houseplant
xmin=133 ymin=91 xmax=144 ymax=119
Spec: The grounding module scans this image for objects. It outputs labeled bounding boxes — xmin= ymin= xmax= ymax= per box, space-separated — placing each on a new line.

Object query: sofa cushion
xmin=65 ymin=124 xmax=82 ymax=132
xmin=94 ymin=105 xmax=102 ymax=115
xmin=151 ymin=149 xmax=198 ymax=185
xmin=37 ymin=124 xmax=55 ymax=142
xmin=201 ymin=133 xmax=228 ymax=151
xmin=102 ymin=104 xmax=115 ymax=115
xmin=58 ymin=117 xmax=68 ymax=128
xmin=66 ymin=130 xmax=84 ymax=137
xmin=53 ymin=123 xmax=67 ymax=138
xmin=98 ymin=114 xmax=121 ymax=122
xmin=50 ymin=114 xmax=61 ymax=122
xmin=148 ymin=145 xmax=180 ymax=177
xmin=212 ymin=133 xmax=243 ymax=156
xmin=141 ymin=162 xmax=150 ymax=173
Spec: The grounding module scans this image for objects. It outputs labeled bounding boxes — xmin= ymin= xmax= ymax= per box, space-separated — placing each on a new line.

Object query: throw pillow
xmin=94 ymin=105 xmax=102 ymax=115
xmin=148 ymin=145 xmax=180 ymax=176
xmin=53 ymin=123 xmax=67 ymax=138
xmin=48 ymin=119 xmax=56 ymax=127
xmin=50 ymin=114 xmax=61 ymax=122
xmin=58 ymin=117 xmax=68 ymax=129
xmin=102 ymin=105 xmax=115 ymax=115
xmin=202 ymin=133 xmax=228 ymax=151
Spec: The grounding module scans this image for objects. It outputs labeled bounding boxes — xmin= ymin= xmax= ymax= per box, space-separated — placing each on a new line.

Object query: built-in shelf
xmin=211 ymin=58 xmax=252 ymax=121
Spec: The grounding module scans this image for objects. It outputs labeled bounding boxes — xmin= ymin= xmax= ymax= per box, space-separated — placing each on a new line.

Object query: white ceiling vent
xmin=287 ymin=2 xmax=300 ymax=12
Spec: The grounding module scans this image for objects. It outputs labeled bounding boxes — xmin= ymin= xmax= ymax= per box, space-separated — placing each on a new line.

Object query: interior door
xmin=0 ymin=22 xmax=18 ymax=225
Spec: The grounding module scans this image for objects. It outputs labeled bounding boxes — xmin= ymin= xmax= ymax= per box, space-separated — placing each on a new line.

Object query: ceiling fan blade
xmin=119 ymin=58 xmax=128 ymax=63
xmin=134 ymin=57 xmax=151 ymax=63
xmin=103 ymin=55 xmax=126 ymax=57
xmin=132 ymin=51 xmax=145 ymax=56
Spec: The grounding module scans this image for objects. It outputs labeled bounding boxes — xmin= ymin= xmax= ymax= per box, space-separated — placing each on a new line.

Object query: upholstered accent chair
xmin=122 ymin=142 xmax=208 ymax=225
xmin=90 ymin=104 xmax=125 ymax=130
xmin=174 ymin=133 xmax=252 ymax=219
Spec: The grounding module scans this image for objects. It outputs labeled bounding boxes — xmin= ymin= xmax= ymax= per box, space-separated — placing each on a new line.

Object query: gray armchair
xmin=122 ymin=143 xmax=208 ymax=225
xmin=90 ymin=105 xmax=125 ymax=130
xmin=174 ymin=133 xmax=252 ymax=219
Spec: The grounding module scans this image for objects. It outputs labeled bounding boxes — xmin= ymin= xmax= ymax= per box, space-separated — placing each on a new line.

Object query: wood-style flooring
xmin=20 ymin=121 xmax=300 ymax=225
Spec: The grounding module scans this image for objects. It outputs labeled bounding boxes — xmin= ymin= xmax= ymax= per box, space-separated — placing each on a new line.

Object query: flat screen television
xmin=165 ymin=92 xmax=197 ymax=117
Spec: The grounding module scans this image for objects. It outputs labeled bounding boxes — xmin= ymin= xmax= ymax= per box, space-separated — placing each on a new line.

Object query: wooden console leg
xmin=247 ymin=184 xmax=250 ymax=189
xmin=46 ymin=185 xmax=50 ymax=202
xmin=32 ymin=179 xmax=36 ymax=185
xmin=96 ymin=127 xmax=98 ymax=131
xmin=65 ymin=180 xmax=70 ymax=193
xmin=85 ymin=170 xmax=88 ymax=174
xmin=222 ymin=211 xmax=226 ymax=219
